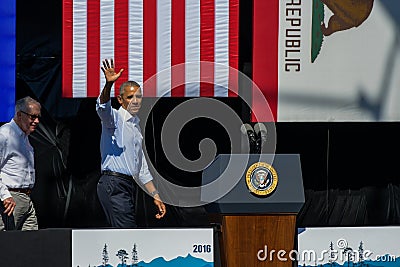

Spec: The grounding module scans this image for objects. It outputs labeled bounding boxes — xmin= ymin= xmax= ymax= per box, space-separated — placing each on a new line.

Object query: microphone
xmin=240 ymin=123 xmax=257 ymax=153
xmin=254 ymin=123 xmax=267 ymax=153
xmin=254 ymin=123 xmax=267 ymax=143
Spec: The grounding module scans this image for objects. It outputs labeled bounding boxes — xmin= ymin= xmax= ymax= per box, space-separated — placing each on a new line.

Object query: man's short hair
xmin=15 ymin=96 xmax=41 ymax=114
xmin=119 ymin=81 xmax=141 ymax=96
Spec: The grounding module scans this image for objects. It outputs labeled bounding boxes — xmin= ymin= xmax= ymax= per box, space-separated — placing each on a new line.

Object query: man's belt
xmin=8 ymin=188 xmax=32 ymax=195
xmin=101 ymin=170 xmax=134 ymax=181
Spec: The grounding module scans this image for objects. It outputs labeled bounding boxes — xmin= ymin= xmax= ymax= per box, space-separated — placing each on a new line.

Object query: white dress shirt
xmin=96 ymin=99 xmax=153 ymax=185
xmin=0 ymin=119 xmax=35 ymax=201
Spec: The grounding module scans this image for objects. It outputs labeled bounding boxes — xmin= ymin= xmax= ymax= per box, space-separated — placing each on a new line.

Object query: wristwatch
xmin=150 ymin=190 xmax=159 ymax=197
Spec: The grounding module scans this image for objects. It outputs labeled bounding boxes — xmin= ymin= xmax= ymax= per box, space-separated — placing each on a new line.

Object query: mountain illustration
xmin=96 ymin=253 xmax=213 ymax=267
xmin=299 ymin=255 xmax=400 ymax=267
xmin=138 ymin=253 xmax=212 ymax=267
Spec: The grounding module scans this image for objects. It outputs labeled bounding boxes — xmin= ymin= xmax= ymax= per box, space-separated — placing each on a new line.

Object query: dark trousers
xmin=97 ymin=174 xmax=138 ymax=228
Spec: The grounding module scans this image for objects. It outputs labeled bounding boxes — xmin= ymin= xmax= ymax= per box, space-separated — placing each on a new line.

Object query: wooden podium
xmin=201 ymin=154 xmax=305 ymax=267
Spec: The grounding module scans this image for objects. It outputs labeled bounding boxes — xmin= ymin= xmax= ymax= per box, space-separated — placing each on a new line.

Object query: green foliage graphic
xmin=311 ymin=0 xmax=324 ymax=63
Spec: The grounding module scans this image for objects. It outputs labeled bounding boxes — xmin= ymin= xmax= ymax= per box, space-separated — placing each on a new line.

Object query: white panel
xmin=72 ymin=228 xmax=214 ymax=266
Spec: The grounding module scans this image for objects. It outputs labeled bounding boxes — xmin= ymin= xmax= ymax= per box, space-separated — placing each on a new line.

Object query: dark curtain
xmin=14 ymin=51 xmax=400 ymax=229
xmin=297 ymin=184 xmax=400 ymax=227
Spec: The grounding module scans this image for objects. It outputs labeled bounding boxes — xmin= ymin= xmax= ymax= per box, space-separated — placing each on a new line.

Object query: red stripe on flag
xmin=114 ymin=0 xmax=129 ymax=96
xmin=62 ymin=0 xmax=73 ymax=97
xmin=171 ymin=0 xmax=186 ymax=97
xmin=228 ymin=0 xmax=239 ymax=97
xmin=86 ymin=0 xmax=101 ymax=97
xmin=143 ymin=0 xmax=157 ymax=97
xmin=252 ymin=0 xmax=278 ymax=122
xmin=200 ymin=0 xmax=215 ymax=97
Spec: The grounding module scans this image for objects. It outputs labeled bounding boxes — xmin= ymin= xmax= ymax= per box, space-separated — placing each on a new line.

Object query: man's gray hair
xmin=119 ymin=81 xmax=141 ymax=95
xmin=15 ymin=96 xmax=41 ymax=114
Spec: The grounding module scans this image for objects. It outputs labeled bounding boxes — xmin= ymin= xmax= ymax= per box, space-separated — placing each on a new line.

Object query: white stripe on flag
xmin=72 ymin=0 xmax=88 ymax=97
xmin=214 ymin=0 xmax=229 ymax=97
xmin=185 ymin=0 xmax=201 ymax=97
xmin=100 ymin=0 xmax=115 ymax=96
xmin=157 ymin=0 xmax=172 ymax=97
xmin=129 ymin=0 xmax=144 ymax=89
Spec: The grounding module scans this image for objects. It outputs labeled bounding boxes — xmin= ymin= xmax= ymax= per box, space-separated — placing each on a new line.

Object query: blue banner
xmin=0 ymin=0 xmax=16 ymax=122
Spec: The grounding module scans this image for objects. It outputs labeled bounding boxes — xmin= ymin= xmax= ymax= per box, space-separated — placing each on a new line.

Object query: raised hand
xmin=101 ymin=58 xmax=124 ymax=83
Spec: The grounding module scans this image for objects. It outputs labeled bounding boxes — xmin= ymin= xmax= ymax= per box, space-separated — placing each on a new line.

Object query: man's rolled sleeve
xmin=0 ymin=132 xmax=11 ymax=201
xmin=96 ymin=98 xmax=115 ymax=128
xmin=138 ymin=151 xmax=153 ymax=185
xmin=0 ymin=183 xmax=11 ymax=201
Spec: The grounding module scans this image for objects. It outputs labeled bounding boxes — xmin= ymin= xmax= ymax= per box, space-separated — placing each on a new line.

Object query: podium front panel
xmin=201 ymin=154 xmax=305 ymax=214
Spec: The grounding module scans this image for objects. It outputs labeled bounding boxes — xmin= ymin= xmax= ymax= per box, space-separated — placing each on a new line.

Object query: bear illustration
xmin=321 ymin=0 xmax=374 ymax=36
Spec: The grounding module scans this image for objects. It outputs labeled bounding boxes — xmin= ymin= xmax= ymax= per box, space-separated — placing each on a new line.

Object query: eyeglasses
xmin=20 ymin=110 xmax=41 ymax=120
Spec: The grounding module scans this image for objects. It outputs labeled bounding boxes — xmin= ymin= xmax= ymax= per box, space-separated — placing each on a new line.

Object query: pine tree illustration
xmin=329 ymin=241 xmax=334 ymax=265
xmin=132 ymin=243 xmax=138 ymax=266
xmin=358 ymin=241 xmax=364 ymax=265
xmin=102 ymin=243 xmax=109 ymax=266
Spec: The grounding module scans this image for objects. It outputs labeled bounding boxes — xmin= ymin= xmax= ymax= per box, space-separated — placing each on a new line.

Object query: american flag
xmin=62 ymin=0 xmax=239 ymax=98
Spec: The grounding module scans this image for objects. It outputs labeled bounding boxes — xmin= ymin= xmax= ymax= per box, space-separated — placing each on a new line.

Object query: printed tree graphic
xmin=102 ymin=243 xmax=109 ymax=266
xmin=132 ymin=243 xmax=138 ymax=266
xmin=343 ymin=246 xmax=353 ymax=267
xmin=358 ymin=241 xmax=364 ymax=263
xmin=116 ymin=249 xmax=129 ymax=265
xmin=329 ymin=241 xmax=335 ymax=265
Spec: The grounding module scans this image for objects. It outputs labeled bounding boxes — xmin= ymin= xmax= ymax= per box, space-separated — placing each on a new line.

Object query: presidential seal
xmin=245 ymin=162 xmax=278 ymax=196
